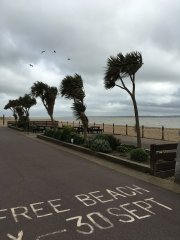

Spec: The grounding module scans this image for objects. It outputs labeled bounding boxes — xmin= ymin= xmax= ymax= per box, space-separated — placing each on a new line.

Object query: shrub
xmin=69 ymin=132 xmax=84 ymax=145
xmin=130 ymin=148 xmax=148 ymax=162
xmin=44 ymin=129 xmax=54 ymax=138
xmin=94 ymin=134 xmax=120 ymax=150
xmin=90 ymin=139 xmax=112 ymax=153
xmin=60 ymin=126 xmax=75 ymax=142
xmin=117 ymin=144 xmax=130 ymax=153
xmin=53 ymin=129 xmax=63 ymax=140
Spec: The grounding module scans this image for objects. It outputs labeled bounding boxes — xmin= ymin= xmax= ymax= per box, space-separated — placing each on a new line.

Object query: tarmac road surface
xmin=0 ymin=127 xmax=180 ymax=240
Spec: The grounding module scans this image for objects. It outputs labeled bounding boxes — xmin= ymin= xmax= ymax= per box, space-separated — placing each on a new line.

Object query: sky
xmin=0 ymin=0 xmax=180 ymax=118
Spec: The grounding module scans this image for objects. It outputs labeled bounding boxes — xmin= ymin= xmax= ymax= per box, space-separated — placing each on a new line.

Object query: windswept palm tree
xmin=4 ymin=100 xmax=18 ymax=122
xmin=60 ymin=74 xmax=88 ymax=141
xmin=31 ymin=81 xmax=58 ymax=123
xmin=18 ymin=94 xmax=36 ymax=120
xmin=104 ymin=51 xmax=143 ymax=148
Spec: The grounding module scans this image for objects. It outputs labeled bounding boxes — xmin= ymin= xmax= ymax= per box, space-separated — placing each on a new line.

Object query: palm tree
xmin=104 ymin=51 xmax=143 ymax=148
xmin=31 ymin=81 xmax=58 ymax=123
xmin=18 ymin=94 xmax=36 ymax=120
xmin=60 ymin=74 xmax=89 ymax=141
xmin=4 ymin=99 xmax=19 ymax=122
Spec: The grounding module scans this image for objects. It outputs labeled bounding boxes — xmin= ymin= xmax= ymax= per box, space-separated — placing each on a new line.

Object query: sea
xmin=32 ymin=116 xmax=180 ymax=129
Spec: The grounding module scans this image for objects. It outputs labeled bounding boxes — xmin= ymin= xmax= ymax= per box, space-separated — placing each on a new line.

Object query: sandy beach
xmin=1 ymin=118 xmax=179 ymax=142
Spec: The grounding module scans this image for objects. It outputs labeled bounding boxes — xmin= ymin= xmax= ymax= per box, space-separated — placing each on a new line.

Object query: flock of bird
xmin=29 ymin=50 xmax=71 ymax=67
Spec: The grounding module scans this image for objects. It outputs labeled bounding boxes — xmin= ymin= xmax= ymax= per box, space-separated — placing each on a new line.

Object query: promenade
xmin=0 ymin=127 xmax=180 ymax=240
xmin=114 ymin=134 xmax=176 ymax=149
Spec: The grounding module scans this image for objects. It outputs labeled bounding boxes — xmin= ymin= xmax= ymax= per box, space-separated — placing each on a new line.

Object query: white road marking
xmin=7 ymin=230 xmax=23 ymax=240
xmin=36 ymin=229 xmax=67 ymax=239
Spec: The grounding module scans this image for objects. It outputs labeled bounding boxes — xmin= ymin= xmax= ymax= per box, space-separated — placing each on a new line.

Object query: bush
xmin=90 ymin=139 xmax=112 ymax=153
xmin=44 ymin=129 xmax=54 ymax=138
xmin=53 ymin=129 xmax=63 ymax=140
xmin=130 ymin=148 xmax=148 ymax=162
xmin=69 ymin=132 xmax=84 ymax=145
xmin=60 ymin=126 xmax=75 ymax=142
xmin=94 ymin=134 xmax=120 ymax=150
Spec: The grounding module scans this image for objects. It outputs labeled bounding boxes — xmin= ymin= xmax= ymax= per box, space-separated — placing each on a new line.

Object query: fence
xmin=59 ymin=121 xmax=179 ymax=142
xmin=150 ymin=143 xmax=177 ymax=178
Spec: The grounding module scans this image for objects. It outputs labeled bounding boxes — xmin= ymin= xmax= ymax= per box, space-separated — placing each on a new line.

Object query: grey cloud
xmin=1 ymin=0 xmax=180 ymax=117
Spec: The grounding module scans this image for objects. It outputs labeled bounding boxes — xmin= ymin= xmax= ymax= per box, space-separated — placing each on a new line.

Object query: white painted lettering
xmin=48 ymin=199 xmax=70 ymax=213
xmin=89 ymin=191 xmax=114 ymax=203
xmin=133 ymin=201 xmax=155 ymax=215
xmin=120 ymin=203 xmax=151 ymax=219
xmin=126 ymin=185 xmax=150 ymax=195
xmin=75 ymin=194 xmax=97 ymax=206
xmin=66 ymin=216 xmax=94 ymax=234
xmin=116 ymin=187 xmax=136 ymax=196
xmin=145 ymin=198 xmax=172 ymax=210
xmin=0 ymin=209 xmax=7 ymax=220
xmin=106 ymin=189 xmax=126 ymax=199
xmin=7 ymin=230 xmax=23 ymax=240
xmin=107 ymin=207 xmax=135 ymax=223
xmin=30 ymin=202 xmax=53 ymax=218
xmin=11 ymin=207 xmax=32 ymax=223
xmin=87 ymin=212 xmax=114 ymax=229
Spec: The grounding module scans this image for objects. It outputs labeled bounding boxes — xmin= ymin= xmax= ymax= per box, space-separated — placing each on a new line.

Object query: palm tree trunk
xmin=50 ymin=114 xmax=56 ymax=129
xmin=131 ymin=95 xmax=142 ymax=148
xmin=81 ymin=113 xmax=88 ymax=142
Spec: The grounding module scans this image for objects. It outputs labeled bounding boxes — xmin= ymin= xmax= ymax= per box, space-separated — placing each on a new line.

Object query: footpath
xmin=114 ymin=134 xmax=177 ymax=149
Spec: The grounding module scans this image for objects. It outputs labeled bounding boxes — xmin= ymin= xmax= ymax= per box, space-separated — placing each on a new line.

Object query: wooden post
xmin=73 ymin=121 xmax=74 ymax=127
xmin=126 ymin=124 xmax=128 ymax=135
xmin=150 ymin=144 xmax=156 ymax=175
xmin=79 ymin=121 xmax=80 ymax=127
xmin=103 ymin=123 xmax=104 ymax=132
xmin=67 ymin=121 xmax=68 ymax=126
xmin=94 ymin=122 xmax=95 ymax=127
xmin=113 ymin=123 xmax=114 ymax=135
xmin=3 ymin=114 xmax=5 ymax=125
xmin=142 ymin=125 xmax=144 ymax=138
xmin=162 ymin=126 xmax=164 ymax=140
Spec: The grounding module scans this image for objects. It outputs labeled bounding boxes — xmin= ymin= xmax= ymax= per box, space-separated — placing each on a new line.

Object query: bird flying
xmin=41 ymin=50 xmax=45 ymax=53
xmin=29 ymin=64 xmax=33 ymax=67
xmin=67 ymin=58 xmax=71 ymax=60
xmin=53 ymin=50 xmax=56 ymax=53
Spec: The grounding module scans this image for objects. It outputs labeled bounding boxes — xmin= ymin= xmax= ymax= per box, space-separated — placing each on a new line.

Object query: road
xmin=0 ymin=127 xmax=180 ymax=240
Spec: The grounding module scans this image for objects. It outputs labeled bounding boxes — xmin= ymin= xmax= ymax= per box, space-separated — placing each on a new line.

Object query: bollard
xmin=142 ymin=125 xmax=144 ymax=138
xmin=126 ymin=124 xmax=128 ymax=135
xmin=162 ymin=126 xmax=164 ymax=140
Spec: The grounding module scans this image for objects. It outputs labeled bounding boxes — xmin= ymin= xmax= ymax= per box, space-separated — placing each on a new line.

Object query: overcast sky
xmin=0 ymin=0 xmax=180 ymax=118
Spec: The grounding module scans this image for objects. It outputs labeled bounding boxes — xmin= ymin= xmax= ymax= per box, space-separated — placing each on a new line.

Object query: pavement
xmin=0 ymin=127 xmax=180 ymax=240
xmin=113 ymin=134 xmax=177 ymax=149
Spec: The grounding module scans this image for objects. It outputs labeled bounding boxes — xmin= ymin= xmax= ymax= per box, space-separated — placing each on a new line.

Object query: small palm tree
xmin=31 ymin=81 xmax=58 ymax=124
xmin=60 ymin=74 xmax=88 ymax=141
xmin=104 ymin=51 xmax=143 ymax=148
